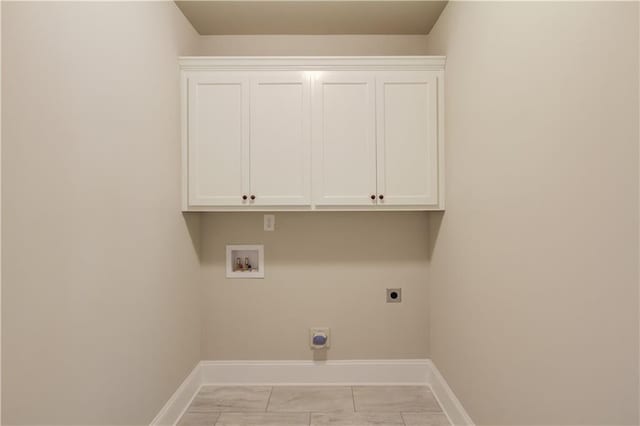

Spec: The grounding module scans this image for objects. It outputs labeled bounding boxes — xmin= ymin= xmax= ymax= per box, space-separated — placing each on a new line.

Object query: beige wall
xmin=2 ymin=2 xmax=201 ymax=424
xmin=197 ymin=35 xmax=432 ymax=361
xmin=198 ymin=34 xmax=429 ymax=56
xmin=4 ymin=2 xmax=639 ymax=425
xmin=200 ymin=212 xmax=429 ymax=360
xmin=425 ymin=2 xmax=639 ymax=425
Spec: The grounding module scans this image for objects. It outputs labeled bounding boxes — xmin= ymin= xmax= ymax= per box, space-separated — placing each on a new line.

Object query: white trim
xmin=150 ymin=364 xmax=203 ymax=426
xmin=174 ymin=0 xmax=444 ymax=2
xmin=199 ymin=359 xmax=430 ymax=386
xmin=150 ymin=359 xmax=473 ymax=426
xmin=179 ymin=56 xmax=446 ymax=72
xmin=182 ymin=205 xmax=442 ymax=212
xmin=437 ymin=69 xmax=446 ymax=210
xmin=180 ymin=63 xmax=189 ymax=211
xmin=426 ymin=360 xmax=475 ymax=426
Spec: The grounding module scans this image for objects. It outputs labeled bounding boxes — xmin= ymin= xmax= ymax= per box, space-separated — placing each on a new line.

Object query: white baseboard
xmin=426 ymin=360 xmax=475 ymax=426
xmin=150 ymin=359 xmax=474 ymax=426
xmin=150 ymin=363 xmax=203 ymax=426
xmin=199 ymin=359 xmax=431 ymax=386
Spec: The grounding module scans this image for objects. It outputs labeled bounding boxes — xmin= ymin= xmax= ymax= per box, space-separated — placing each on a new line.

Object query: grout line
xmin=350 ymin=386 xmax=357 ymax=412
xmin=265 ymin=386 xmax=274 ymax=413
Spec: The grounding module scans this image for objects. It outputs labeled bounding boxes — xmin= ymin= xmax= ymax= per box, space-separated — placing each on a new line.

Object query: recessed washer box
xmin=226 ymin=245 xmax=264 ymax=279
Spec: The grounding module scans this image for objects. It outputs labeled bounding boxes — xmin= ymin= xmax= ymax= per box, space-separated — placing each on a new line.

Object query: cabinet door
xmin=312 ymin=72 xmax=377 ymax=206
xmin=376 ymin=71 xmax=439 ymax=206
xmin=187 ymin=73 xmax=250 ymax=206
xmin=249 ymin=72 xmax=311 ymax=206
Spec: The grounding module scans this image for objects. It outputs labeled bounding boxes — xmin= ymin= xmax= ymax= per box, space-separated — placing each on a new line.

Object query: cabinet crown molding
xmin=179 ymin=56 xmax=446 ymax=71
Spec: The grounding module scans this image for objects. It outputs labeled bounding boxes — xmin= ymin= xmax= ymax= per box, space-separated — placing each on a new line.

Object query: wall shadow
xmin=426 ymin=211 xmax=444 ymax=262
xmin=183 ymin=212 xmax=202 ymax=261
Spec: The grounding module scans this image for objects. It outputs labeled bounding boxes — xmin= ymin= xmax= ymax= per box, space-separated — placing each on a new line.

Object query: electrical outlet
xmin=386 ymin=288 xmax=402 ymax=303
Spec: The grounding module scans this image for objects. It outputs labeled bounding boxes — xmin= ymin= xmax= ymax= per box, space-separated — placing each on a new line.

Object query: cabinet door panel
xmin=188 ymin=73 xmax=250 ymax=206
xmin=250 ymin=73 xmax=311 ymax=206
xmin=376 ymin=71 xmax=439 ymax=206
xmin=313 ymin=72 xmax=377 ymax=206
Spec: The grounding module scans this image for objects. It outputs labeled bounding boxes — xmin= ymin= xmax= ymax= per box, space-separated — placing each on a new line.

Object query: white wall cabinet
xmin=187 ymin=72 xmax=249 ymax=207
xmin=375 ymin=71 xmax=440 ymax=207
xmin=186 ymin=72 xmax=310 ymax=207
xmin=181 ymin=57 xmax=445 ymax=211
xmin=250 ymin=72 xmax=311 ymax=206
xmin=312 ymin=72 xmax=377 ymax=206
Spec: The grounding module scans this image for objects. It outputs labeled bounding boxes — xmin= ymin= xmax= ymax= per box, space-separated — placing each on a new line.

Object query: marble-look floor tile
xmin=189 ymin=386 xmax=272 ymax=412
xmin=353 ymin=386 xmax=441 ymax=412
xmin=311 ymin=412 xmax=404 ymax=425
xmin=215 ymin=412 xmax=310 ymax=426
xmin=402 ymin=412 xmax=451 ymax=426
xmin=268 ymin=386 xmax=354 ymax=412
xmin=177 ymin=411 xmax=220 ymax=426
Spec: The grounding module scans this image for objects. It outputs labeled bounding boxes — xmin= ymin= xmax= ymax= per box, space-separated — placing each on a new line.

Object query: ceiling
xmin=175 ymin=1 xmax=448 ymax=35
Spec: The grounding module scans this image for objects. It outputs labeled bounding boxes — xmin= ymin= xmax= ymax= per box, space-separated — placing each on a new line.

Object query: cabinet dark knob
xmin=378 ymin=194 xmax=384 ymax=200
xmin=250 ymin=195 xmax=256 ymax=200
xmin=242 ymin=195 xmax=248 ymax=200
xmin=370 ymin=195 xmax=376 ymax=200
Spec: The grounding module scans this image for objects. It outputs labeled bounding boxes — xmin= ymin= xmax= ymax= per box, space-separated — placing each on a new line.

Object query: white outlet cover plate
xmin=264 ymin=214 xmax=275 ymax=231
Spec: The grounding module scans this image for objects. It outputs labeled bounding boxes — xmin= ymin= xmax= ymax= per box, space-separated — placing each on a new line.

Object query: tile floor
xmin=178 ymin=386 xmax=450 ymax=426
